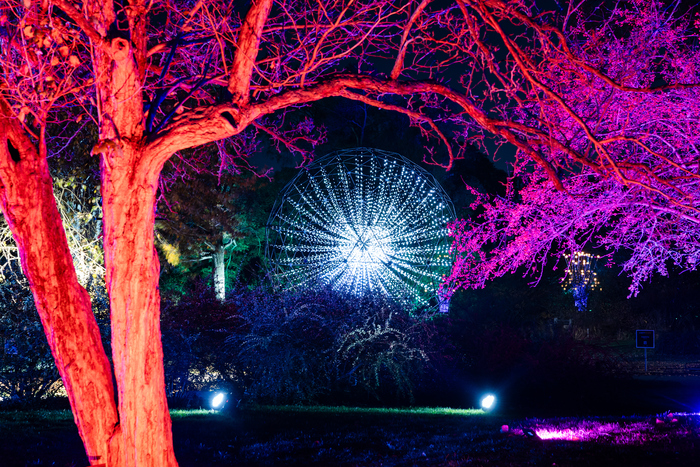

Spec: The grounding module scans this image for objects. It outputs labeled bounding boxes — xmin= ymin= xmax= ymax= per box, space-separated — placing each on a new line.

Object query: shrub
xmin=335 ymin=307 xmax=428 ymax=404
xmin=225 ymin=287 xmax=436 ymax=405
xmin=0 ymin=274 xmax=63 ymax=404
xmin=161 ymin=279 xmax=240 ymax=398
xmin=656 ymin=330 xmax=700 ymax=356
xmin=443 ymin=316 xmax=631 ymax=414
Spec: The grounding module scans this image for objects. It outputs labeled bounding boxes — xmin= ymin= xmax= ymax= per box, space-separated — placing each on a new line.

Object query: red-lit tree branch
xmin=228 ymin=0 xmax=274 ymax=104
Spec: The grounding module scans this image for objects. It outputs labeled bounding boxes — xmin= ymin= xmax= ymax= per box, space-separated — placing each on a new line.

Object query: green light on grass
xmin=256 ymin=406 xmax=485 ymax=416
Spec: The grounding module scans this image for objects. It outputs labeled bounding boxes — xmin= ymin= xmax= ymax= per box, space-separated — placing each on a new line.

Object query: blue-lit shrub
xmin=0 ymin=273 xmax=62 ymax=404
xmin=225 ymin=287 xmax=437 ymax=405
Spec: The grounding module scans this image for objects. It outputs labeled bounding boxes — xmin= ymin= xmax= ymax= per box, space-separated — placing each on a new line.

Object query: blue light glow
xmin=481 ymin=394 xmax=496 ymax=410
xmin=212 ymin=392 xmax=225 ymax=409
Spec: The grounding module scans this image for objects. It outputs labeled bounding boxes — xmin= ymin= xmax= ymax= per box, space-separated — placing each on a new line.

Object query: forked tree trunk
xmin=0 ymin=107 xmax=122 ymax=465
xmin=213 ymin=240 xmax=226 ymax=302
xmin=101 ymin=145 xmax=177 ymax=467
xmin=4 ymin=0 xmax=271 ymax=462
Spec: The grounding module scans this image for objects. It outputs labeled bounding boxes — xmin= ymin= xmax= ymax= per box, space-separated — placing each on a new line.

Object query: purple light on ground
xmin=529 ymin=421 xmax=649 ymax=443
xmin=511 ymin=414 xmax=700 ymax=445
xmin=535 ymin=428 xmax=587 ymax=440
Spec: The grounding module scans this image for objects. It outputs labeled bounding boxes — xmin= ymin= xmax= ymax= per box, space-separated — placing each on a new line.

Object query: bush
xmin=335 ymin=307 xmax=429 ymax=404
xmin=442 ymin=316 xmax=631 ymax=414
xmin=224 ymin=287 xmax=437 ymax=406
xmin=0 ymin=274 xmax=63 ymax=404
xmin=227 ymin=288 xmax=334 ymax=404
xmin=161 ymin=279 xmax=240 ymax=398
xmin=656 ymin=330 xmax=700 ymax=356
xmin=525 ymin=334 xmax=630 ymax=412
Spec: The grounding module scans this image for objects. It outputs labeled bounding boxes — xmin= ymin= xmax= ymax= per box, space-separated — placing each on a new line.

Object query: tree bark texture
xmin=85 ymin=0 xmax=178 ymax=462
xmin=101 ymin=144 xmax=177 ymax=467
xmin=213 ymin=242 xmax=226 ymax=302
xmin=0 ymin=101 xmax=122 ymax=466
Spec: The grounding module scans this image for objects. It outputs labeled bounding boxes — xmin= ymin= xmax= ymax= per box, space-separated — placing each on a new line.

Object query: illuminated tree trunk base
xmin=102 ymin=146 xmax=177 ymax=467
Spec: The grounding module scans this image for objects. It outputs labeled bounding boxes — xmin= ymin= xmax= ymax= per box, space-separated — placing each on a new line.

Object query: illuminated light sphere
xmin=211 ymin=392 xmax=226 ymax=409
xmin=480 ymin=394 xmax=496 ymax=410
xmin=266 ymin=148 xmax=455 ymax=309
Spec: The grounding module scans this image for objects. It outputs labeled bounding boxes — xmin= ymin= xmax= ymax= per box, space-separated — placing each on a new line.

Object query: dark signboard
xmin=636 ymin=330 xmax=655 ymax=349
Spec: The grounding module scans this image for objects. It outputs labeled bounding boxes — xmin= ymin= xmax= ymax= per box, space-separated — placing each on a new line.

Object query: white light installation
xmin=266 ymin=148 xmax=455 ymax=308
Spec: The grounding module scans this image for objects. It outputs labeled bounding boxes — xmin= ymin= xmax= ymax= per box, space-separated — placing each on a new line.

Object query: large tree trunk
xmin=0 ymin=103 xmax=122 ymax=465
xmin=102 ymin=145 xmax=177 ymax=467
xmin=82 ymin=0 xmax=178 ymax=460
xmin=213 ymin=240 xmax=226 ymax=302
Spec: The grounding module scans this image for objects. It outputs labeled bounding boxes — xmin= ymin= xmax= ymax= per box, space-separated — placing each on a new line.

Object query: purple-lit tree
xmin=444 ymin=1 xmax=700 ymax=298
xmin=0 ymin=1 xmax=698 ymax=465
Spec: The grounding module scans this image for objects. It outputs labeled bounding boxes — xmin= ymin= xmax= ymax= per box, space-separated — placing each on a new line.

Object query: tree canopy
xmin=445 ymin=1 xmax=700 ymax=297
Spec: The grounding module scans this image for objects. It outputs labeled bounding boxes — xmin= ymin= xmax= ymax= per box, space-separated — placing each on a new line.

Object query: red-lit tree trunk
xmin=82 ymin=0 xmax=180 ymax=461
xmin=101 ymin=145 xmax=176 ymax=467
xmin=0 ymin=100 xmax=122 ymax=465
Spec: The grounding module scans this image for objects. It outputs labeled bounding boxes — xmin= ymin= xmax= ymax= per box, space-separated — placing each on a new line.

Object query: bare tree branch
xmin=390 ymin=0 xmax=432 ymax=80
xmin=228 ymin=0 xmax=274 ymax=105
xmin=49 ymin=0 xmax=107 ymax=47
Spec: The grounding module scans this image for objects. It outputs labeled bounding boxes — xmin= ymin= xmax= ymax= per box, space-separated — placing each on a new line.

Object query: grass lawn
xmin=1 ymin=406 xmax=699 ymax=466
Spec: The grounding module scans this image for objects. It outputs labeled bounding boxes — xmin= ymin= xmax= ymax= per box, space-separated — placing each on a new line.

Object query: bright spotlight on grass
xmin=211 ymin=392 xmax=226 ymax=410
xmin=480 ymin=394 xmax=496 ymax=411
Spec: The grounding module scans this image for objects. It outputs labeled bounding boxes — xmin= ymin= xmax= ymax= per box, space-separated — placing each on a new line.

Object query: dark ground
xmin=1 ymin=376 xmax=699 ymax=467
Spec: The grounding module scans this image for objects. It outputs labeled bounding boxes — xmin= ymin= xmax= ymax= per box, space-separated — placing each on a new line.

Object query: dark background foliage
xmin=0 ymin=272 xmax=61 ymax=404
xmin=0 ymin=270 xmax=110 ymax=407
xmin=155 ymin=276 xmax=645 ymax=415
xmin=161 ymin=285 xmax=446 ymax=407
xmin=1 ymin=98 xmax=698 ymax=413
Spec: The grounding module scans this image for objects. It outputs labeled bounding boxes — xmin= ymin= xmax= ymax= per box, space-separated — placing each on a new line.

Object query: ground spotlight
xmin=211 ymin=392 xmax=227 ymax=410
xmin=480 ymin=394 xmax=496 ymax=411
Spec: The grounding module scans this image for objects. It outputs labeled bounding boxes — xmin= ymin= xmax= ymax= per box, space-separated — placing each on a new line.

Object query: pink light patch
xmin=535 ymin=428 xmax=585 ymax=441
xmin=529 ymin=420 xmax=653 ymax=443
xmin=514 ymin=414 xmax=700 ymax=445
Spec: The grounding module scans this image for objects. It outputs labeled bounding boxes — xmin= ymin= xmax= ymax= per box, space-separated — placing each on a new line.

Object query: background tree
xmin=0 ymin=150 xmax=108 ymax=405
xmin=0 ymin=168 xmax=103 ymax=286
xmin=156 ymin=149 xmax=265 ymax=301
xmin=1 ymin=1 xmax=699 ymax=465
